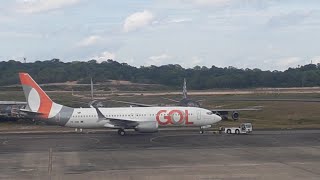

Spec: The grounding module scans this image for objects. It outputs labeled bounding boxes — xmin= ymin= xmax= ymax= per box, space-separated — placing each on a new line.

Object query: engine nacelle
xmin=135 ymin=121 xmax=158 ymax=133
xmin=232 ymin=111 xmax=239 ymax=120
xmin=214 ymin=111 xmax=229 ymax=120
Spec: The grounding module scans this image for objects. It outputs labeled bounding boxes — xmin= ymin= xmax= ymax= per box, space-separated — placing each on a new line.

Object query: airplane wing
xmin=0 ymin=101 xmax=27 ymax=105
xmin=19 ymin=109 xmax=45 ymax=115
xmin=211 ymin=106 xmax=262 ymax=112
xmin=211 ymin=106 xmax=262 ymax=120
xmin=94 ymin=107 xmax=150 ymax=129
xmin=105 ymin=118 xmax=139 ymax=129
xmin=110 ymin=100 xmax=154 ymax=107
xmin=162 ymin=97 xmax=180 ymax=103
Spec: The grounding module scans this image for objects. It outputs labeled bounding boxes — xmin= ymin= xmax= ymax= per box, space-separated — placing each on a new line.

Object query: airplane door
xmin=197 ymin=110 xmax=201 ymax=120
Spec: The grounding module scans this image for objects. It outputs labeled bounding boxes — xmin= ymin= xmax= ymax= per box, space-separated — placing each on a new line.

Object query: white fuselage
xmin=65 ymin=106 xmax=220 ymax=128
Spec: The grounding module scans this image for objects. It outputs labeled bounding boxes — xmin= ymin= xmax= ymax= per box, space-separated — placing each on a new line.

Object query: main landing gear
xmin=117 ymin=129 xmax=126 ymax=136
xmin=199 ymin=128 xmax=204 ymax=134
xmin=199 ymin=125 xmax=212 ymax=134
xmin=75 ymin=128 xmax=83 ymax=133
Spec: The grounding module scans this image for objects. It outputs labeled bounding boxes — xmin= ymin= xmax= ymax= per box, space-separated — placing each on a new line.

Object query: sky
xmin=0 ymin=0 xmax=320 ymax=71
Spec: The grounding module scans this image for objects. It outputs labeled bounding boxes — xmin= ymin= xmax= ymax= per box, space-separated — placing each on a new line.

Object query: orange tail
xmin=19 ymin=73 xmax=53 ymax=117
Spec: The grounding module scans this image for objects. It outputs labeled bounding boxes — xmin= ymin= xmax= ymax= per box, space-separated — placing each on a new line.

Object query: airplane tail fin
xmin=19 ymin=73 xmax=55 ymax=118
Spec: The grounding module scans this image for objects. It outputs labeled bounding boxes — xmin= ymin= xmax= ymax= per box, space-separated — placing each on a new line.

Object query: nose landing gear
xmin=117 ymin=129 xmax=126 ymax=136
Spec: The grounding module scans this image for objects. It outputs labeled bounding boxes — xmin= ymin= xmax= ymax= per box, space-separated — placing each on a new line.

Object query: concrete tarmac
xmin=0 ymin=129 xmax=320 ymax=180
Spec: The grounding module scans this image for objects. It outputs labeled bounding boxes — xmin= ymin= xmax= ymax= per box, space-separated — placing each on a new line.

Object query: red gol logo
xmin=156 ymin=110 xmax=193 ymax=125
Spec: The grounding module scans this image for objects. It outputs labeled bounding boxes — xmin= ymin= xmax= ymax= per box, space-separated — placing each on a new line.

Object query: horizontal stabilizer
xmin=19 ymin=109 xmax=44 ymax=115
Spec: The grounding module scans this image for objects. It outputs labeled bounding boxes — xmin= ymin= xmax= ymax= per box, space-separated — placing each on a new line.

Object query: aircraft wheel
xmin=118 ymin=129 xmax=126 ymax=136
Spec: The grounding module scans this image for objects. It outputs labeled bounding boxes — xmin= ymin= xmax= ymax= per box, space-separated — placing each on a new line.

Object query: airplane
xmin=18 ymin=72 xmax=222 ymax=135
xmin=163 ymin=78 xmax=201 ymax=107
xmin=112 ymin=78 xmax=262 ymax=121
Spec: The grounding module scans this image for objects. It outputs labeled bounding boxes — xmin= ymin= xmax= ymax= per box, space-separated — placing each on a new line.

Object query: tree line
xmin=1 ymin=59 xmax=320 ymax=89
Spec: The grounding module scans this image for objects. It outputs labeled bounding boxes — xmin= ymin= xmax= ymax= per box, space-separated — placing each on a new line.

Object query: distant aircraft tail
xmin=19 ymin=73 xmax=63 ymax=119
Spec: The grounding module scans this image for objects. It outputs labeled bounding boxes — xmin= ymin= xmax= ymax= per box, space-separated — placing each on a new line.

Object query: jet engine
xmin=135 ymin=121 xmax=158 ymax=133
xmin=232 ymin=111 xmax=239 ymax=120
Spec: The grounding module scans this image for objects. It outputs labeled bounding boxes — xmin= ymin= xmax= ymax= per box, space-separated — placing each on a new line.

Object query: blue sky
xmin=1 ymin=0 xmax=320 ymax=70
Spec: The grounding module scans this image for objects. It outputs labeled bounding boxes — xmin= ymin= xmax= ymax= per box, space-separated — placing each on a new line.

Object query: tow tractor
xmin=220 ymin=123 xmax=252 ymax=134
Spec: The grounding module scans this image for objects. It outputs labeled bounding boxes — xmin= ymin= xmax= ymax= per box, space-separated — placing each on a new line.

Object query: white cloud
xmin=311 ymin=56 xmax=320 ymax=64
xmin=190 ymin=0 xmax=231 ymax=6
xmin=91 ymin=51 xmax=116 ymax=63
xmin=77 ymin=35 xmax=102 ymax=47
xmin=175 ymin=0 xmax=231 ymax=7
xmin=148 ymin=54 xmax=172 ymax=65
xmin=15 ymin=0 xmax=81 ymax=14
xmin=185 ymin=56 xmax=204 ymax=67
xmin=123 ymin=10 xmax=154 ymax=32
xmin=271 ymin=57 xmax=304 ymax=70
xmin=276 ymin=57 xmax=301 ymax=67
xmin=168 ymin=18 xmax=192 ymax=24
xmin=174 ymin=0 xmax=278 ymax=9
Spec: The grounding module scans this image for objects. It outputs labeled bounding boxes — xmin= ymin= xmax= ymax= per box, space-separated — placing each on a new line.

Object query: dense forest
xmin=1 ymin=59 xmax=320 ymax=89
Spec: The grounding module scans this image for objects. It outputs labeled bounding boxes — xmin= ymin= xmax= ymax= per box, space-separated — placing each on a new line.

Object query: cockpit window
xmin=206 ymin=111 xmax=213 ymax=115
